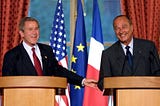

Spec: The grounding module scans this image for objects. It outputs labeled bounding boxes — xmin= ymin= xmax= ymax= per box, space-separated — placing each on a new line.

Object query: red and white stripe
xmin=83 ymin=37 xmax=109 ymax=106
xmin=55 ymin=57 xmax=70 ymax=106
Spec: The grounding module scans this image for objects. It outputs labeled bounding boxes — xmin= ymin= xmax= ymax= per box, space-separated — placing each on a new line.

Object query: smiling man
xmin=2 ymin=17 xmax=97 ymax=88
xmin=98 ymin=15 xmax=160 ymax=91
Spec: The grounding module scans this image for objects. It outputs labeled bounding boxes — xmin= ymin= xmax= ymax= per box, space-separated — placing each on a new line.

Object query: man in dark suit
xmin=2 ymin=17 xmax=97 ymax=87
xmin=98 ymin=15 xmax=160 ymax=91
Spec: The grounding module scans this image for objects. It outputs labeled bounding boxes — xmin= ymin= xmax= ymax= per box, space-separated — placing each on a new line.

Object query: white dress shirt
xmin=22 ymin=41 xmax=43 ymax=69
xmin=121 ymin=38 xmax=133 ymax=55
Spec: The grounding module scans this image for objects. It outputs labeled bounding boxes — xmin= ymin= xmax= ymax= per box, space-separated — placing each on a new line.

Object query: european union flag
xmin=70 ymin=0 xmax=88 ymax=106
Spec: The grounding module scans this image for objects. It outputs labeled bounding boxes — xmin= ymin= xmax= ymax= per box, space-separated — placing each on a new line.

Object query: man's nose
xmin=119 ymin=28 xmax=124 ymax=34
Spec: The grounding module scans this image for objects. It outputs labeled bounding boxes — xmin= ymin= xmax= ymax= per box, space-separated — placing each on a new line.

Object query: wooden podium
xmin=104 ymin=77 xmax=160 ymax=106
xmin=0 ymin=76 xmax=67 ymax=106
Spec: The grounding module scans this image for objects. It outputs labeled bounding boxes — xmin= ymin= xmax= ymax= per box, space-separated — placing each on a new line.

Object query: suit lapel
xmin=115 ymin=42 xmax=126 ymax=74
xmin=133 ymin=38 xmax=143 ymax=73
xmin=115 ymin=41 xmax=134 ymax=75
xmin=20 ymin=44 xmax=37 ymax=74
xmin=38 ymin=44 xmax=48 ymax=75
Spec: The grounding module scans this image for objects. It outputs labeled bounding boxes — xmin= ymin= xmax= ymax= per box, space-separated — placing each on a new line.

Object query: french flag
xmin=83 ymin=0 xmax=109 ymax=106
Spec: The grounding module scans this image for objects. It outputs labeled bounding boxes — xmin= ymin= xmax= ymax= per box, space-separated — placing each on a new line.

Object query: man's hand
xmin=83 ymin=79 xmax=97 ymax=88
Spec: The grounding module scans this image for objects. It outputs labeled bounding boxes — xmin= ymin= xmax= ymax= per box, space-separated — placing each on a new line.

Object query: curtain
xmin=0 ymin=0 xmax=30 ymax=75
xmin=120 ymin=0 xmax=160 ymax=54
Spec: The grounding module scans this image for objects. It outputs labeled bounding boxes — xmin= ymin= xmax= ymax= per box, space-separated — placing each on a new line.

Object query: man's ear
xmin=19 ymin=30 xmax=24 ymax=37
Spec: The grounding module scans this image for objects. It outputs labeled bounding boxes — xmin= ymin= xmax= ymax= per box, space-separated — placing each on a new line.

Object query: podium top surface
xmin=104 ymin=76 xmax=160 ymax=89
xmin=0 ymin=76 xmax=67 ymax=88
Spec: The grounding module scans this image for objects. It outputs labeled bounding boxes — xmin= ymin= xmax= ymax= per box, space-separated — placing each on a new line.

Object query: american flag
xmin=50 ymin=0 xmax=70 ymax=106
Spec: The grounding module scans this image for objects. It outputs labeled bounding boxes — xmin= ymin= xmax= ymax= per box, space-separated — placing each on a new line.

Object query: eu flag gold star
xmin=76 ymin=43 xmax=85 ymax=52
xmin=75 ymin=85 xmax=81 ymax=89
xmin=71 ymin=69 xmax=76 ymax=73
xmin=71 ymin=55 xmax=77 ymax=63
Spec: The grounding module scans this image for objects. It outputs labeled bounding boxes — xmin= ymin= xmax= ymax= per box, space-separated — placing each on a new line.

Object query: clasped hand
xmin=83 ymin=79 xmax=97 ymax=88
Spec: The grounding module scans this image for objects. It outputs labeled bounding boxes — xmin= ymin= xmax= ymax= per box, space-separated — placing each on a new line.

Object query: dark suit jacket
xmin=98 ymin=38 xmax=160 ymax=91
xmin=2 ymin=43 xmax=84 ymax=86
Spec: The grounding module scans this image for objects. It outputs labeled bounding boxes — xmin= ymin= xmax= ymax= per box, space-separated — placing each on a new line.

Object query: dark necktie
xmin=32 ymin=48 xmax=43 ymax=76
xmin=125 ymin=46 xmax=133 ymax=69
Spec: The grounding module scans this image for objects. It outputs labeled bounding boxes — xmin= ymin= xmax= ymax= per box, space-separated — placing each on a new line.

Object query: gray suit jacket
xmin=98 ymin=38 xmax=160 ymax=91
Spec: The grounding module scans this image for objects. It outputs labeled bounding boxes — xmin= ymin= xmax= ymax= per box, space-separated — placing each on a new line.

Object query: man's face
xmin=113 ymin=16 xmax=133 ymax=45
xmin=19 ymin=21 xmax=40 ymax=47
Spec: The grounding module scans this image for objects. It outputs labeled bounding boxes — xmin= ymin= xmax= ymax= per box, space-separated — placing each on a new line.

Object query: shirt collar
xmin=121 ymin=37 xmax=134 ymax=55
xmin=121 ymin=37 xmax=133 ymax=49
xmin=22 ymin=41 xmax=38 ymax=51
